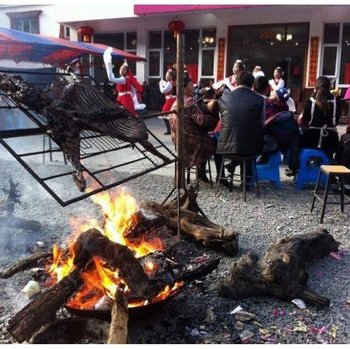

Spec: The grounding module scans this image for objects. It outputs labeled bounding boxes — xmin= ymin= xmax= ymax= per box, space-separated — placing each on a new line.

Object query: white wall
xmin=0 ymin=5 xmax=60 ymax=36
xmin=54 ymin=3 xmax=135 ymax=23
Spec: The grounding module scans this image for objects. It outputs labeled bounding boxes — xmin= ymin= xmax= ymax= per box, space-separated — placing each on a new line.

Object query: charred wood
xmin=219 ymin=229 xmax=340 ymax=307
xmin=73 ymin=228 xmax=149 ymax=297
xmin=166 ymin=183 xmax=202 ymax=213
xmin=0 ymin=251 xmax=52 ymax=279
xmin=7 ymin=269 xmax=82 ymax=343
xmin=141 ymin=200 xmax=239 ymax=256
xmin=123 ymin=209 xmax=166 ymax=244
xmin=177 ymin=257 xmax=220 ymax=282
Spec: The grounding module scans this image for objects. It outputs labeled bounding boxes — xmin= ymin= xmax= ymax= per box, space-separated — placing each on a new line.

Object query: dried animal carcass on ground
xmin=219 ymin=229 xmax=340 ymax=307
xmin=0 ymin=73 xmax=171 ymax=192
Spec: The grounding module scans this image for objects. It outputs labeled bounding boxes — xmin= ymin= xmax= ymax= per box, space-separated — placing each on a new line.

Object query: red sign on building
xmin=217 ymin=38 xmax=225 ymax=81
xmin=308 ymin=37 xmax=319 ymax=87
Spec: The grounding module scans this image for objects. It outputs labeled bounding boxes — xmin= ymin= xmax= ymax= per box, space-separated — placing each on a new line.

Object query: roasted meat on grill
xmin=0 ymin=73 xmax=171 ymax=192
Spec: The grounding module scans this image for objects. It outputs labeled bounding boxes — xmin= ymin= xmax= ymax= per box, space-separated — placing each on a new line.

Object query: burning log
xmin=141 ymin=186 xmax=239 ymax=255
xmin=219 ymin=229 xmax=340 ymax=307
xmin=7 ymin=269 xmax=82 ymax=343
xmin=123 ymin=209 xmax=166 ymax=244
xmin=73 ymin=228 xmax=149 ymax=297
xmin=107 ymin=289 xmax=129 ymax=344
xmin=0 ymin=251 xmax=52 ymax=279
xmin=7 ymin=228 xmax=149 ymax=343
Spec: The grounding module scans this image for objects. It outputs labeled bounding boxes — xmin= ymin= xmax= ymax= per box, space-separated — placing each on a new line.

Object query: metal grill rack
xmin=0 ymin=70 xmax=177 ymax=206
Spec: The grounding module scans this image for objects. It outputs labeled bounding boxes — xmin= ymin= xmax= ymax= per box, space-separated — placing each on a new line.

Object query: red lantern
xmin=78 ymin=25 xmax=95 ymax=43
xmin=168 ymin=18 xmax=185 ymax=38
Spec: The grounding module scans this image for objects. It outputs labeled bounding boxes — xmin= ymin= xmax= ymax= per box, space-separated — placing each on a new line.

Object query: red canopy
xmin=0 ymin=27 xmax=146 ymax=65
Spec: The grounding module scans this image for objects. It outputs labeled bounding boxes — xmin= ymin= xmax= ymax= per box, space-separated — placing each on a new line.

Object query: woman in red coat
xmin=117 ymin=63 xmax=143 ymax=117
xmin=103 ymin=48 xmax=143 ymax=117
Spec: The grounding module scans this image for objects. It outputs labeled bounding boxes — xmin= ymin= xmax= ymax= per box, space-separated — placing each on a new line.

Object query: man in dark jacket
xmin=217 ymin=71 xmax=265 ymax=184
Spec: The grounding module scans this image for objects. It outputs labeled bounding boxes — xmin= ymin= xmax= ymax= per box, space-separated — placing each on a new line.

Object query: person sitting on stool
xmin=217 ymin=71 xmax=265 ymax=189
xmin=168 ymin=76 xmax=219 ymax=183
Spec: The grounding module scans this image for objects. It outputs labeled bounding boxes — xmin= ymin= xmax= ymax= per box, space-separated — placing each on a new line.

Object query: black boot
xmin=198 ymin=161 xmax=210 ymax=183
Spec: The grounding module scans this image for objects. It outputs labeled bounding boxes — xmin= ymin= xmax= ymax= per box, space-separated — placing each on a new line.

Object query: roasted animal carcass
xmin=0 ymin=73 xmax=171 ymax=192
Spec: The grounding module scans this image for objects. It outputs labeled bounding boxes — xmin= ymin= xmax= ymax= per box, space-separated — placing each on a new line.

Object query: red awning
xmin=134 ymin=4 xmax=257 ymax=15
xmin=0 ymin=27 xmax=146 ymax=66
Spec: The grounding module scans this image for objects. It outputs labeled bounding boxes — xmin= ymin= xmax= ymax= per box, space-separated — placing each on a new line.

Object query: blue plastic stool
xmin=296 ymin=148 xmax=330 ymax=190
xmin=257 ymin=152 xmax=281 ymax=188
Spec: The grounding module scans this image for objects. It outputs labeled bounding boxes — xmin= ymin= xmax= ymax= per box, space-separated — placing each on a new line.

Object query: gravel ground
xmin=0 ymin=157 xmax=349 ymax=344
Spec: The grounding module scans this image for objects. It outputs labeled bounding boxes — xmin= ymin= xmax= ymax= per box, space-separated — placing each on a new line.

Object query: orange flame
xmin=47 ymin=188 xmax=179 ymax=310
xmin=128 ymin=281 xmax=184 ymax=308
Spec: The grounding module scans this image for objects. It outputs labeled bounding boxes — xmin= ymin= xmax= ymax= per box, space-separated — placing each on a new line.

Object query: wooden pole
xmin=176 ymin=32 xmax=185 ymax=236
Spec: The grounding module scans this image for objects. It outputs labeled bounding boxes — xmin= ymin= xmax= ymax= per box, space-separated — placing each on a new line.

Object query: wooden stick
xmin=107 ymin=288 xmax=129 ymax=344
xmin=0 ymin=251 xmax=52 ymax=279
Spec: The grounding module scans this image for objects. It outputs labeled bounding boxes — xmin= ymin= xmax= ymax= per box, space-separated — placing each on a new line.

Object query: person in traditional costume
xmin=159 ymin=69 xmax=176 ymax=135
xmin=103 ymin=47 xmax=144 ymax=116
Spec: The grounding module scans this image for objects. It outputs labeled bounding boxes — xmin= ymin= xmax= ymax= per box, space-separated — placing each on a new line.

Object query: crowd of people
xmin=103 ymin=47 xmax=350 ymax=192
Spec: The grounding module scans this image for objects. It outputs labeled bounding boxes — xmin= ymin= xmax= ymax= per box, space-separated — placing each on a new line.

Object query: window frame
xmin=199 ymin=28 xmax=216 ymax=81
xmin=227 ymin=22 xmax=309 ymax=89
xmin=320 ymin=43 xmax=339 ymax=78
xmin=6 ymin=10 xmax=41 ymax=34
xmin=147 ymin=27 xmax=216 ymax=84
xmin=321 ymin=22 xmax=350 ymax=87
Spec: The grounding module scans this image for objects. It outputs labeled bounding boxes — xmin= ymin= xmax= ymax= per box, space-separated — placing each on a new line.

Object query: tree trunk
xmin=219 ymin=229 xmax=340 ymax=307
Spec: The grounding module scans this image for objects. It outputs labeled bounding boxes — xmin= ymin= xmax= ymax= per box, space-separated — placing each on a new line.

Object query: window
xmin=227 ymin=23 xmax=309 ymax=88
xmin=324 ymin=23 xmax=340 ymax=44
xmin=65 ymin=27 xmax=70 ymax=39
xmin=148 ymin=28 xmax=216 ymax=85
xmin=322 ymin=46 xmax=337 ymax=76
xmin=201 ymin=50 xmax=215 ymax=76
xmin=322 ymin=23 xmax=350 ymax=85
xmin=93 ymin=32 xmax=138 ymax=83
xmin=126 ymin=32 xmax=137 ymax=51
xmin=200 ymin=28 xmax=216 ymax=80
xmin=163 ymin=31 xmax=176 ymax=74
xmin=149 ymin=51 xmax=161 ymax=76
xmin=7 ymin=10 xmax=41 ymax=34
xmin=339 ymin=23 xmax=350 ymax=85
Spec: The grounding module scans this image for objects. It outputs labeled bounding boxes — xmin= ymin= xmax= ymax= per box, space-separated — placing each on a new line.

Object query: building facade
xmin=1 ymin=4 xmax=350 ymax=109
